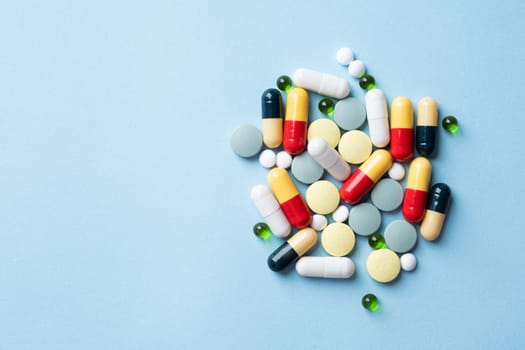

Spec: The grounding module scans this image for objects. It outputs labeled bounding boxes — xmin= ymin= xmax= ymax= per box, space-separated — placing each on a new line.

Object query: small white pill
xmin=348 ymin=60 xmax=366 ymax=78
xmin=388 ymin=162 xmax=405 ymax=181
xmin=296 ymin=256 xmax=355 ymax=278
xmin=276 ymin=151 xmax=292 ymax=169
xmin=332 ymin=205 xmax=350 ymax=222
xmin=311 ymin=214 xmax=328 ymax=231
xmin=336 ymin=47 xmax=354 ymax=65
xmin=400 ymin=253 xmax=417 ymax=272
xmin=259 ymin=149 xmax=276 ymax=168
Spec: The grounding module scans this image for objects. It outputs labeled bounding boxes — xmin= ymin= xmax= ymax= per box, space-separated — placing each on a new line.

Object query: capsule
xmin=292 ymin=68 xmax=350 ymax=99
xmin=283 ymin=88 xmax=308 ymax=155
xmin=261 ymin=88 xmax=283 ymax=148
xmin=402 ymin=157 xmax=432 ymax=223
xmin=268 ymin=168 xmax=311 ymax=228
xmin=340 ymin=150 xmax=392 ymax=204
xmin=390 ymin=97 xmax=414 ymax=161
xmin=250 ymin=185 xmax=291 ymax=239
xmin=416 ymin=97 xmax=438 ymax=156
xmin=365 ymin=89 xmax=390 ymax=148
xmin=295 ymin=256 xmax=355 ymax=278
xmin=267 ymin=228 xmax=317 ymax=271
xmin=420 ymin=183 xmax=451 ymax=240
xmin=307 ymin=137 xmax=351 ymax=182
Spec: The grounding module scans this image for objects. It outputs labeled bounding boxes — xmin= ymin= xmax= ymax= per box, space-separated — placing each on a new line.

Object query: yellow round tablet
xmin=366 ymin=249 xmax=401 ymax=283
xmin=307 ymin=119 xmax=341 ymax=148
xmin=305 ymin=180 xmax=340 ymax=214
xmin=338 ymin=130 xmax=372 ymax=164
xmin=321 ymin=223 xmax=355 ymax=256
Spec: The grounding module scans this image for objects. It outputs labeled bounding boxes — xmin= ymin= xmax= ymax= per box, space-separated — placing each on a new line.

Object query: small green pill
xmin=276 ymin=75 xmax=293 ymax=92
xmin=442 ymin=116 xmax=459 ymax=134
xmin=359 ymin=74 xmax=376 ymax=91
xmin=362 ymin=293 xmax=380 ymax=312
xmin=368 ymin=232 xmax=386 ymax=249
xmin=253 ymin=222 xmax=272 ymax=240
xmin=318 ymin=98 xmax=335 ymax=117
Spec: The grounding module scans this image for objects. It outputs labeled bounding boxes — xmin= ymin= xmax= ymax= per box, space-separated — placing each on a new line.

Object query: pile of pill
xmin=230 ymin=47 xmax=458 ymax=312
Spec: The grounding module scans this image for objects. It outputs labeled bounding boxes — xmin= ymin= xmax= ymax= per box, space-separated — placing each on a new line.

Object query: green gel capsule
xmin=359 ymin=74 xmax=376 ymax=91
xmin=276 ymin=75 xmax=293 ymax=92
xmin=368 ymin=232 xmax=386 ymax=249
xmin=442 ymin=116 xmax=459 ymax=134
xmin=362 ymin=293 xmax=380 ymax=312
xmin=253 ymin=222 xmax=272 ymax=240
xmin=318 ymin=98 xmax=335 ymax=117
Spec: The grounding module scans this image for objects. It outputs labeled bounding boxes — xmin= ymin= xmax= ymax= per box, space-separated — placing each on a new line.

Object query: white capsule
xmin=400 ymin=253 xmax=417 ymax=272
xmin=332 ymin=205 xmax=350 ymax=222
xmin=292 ymin=68 xmax=350 ymax=99
xmin=296 ymin=256 xmax=355 ymax=278
xmin=307 ymin=137 xmax=351 ymax=182
xmin=258 ymin=149 xmax=276 ymax=168
xmin=365 ymin=89 xmax=390 ymax=148
xmin=336 ymin=47 xmax=354 ymax=65
xmin=250 ymin=185 xmax=291 ymax=238
xmin=311 ymin=214 xmax=328 ymax=231
xmin=276 ymin=151 xmax=292 ymax=169
xmin=388 ymin=162 xmax=405 ymax=181
xmin=348 ymin=60 xmax=366 ymax=78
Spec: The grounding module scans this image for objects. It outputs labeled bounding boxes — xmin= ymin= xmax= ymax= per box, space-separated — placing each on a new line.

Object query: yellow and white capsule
xmin=267 ymin=228 xmax=318 ymax=271
xmin=420 ymin=183 xmax=451 ymax=240
xmin=261 ymin=88 xmax=283 ymax=148
xmin=416 ymin=97 xmax=438 ymax=156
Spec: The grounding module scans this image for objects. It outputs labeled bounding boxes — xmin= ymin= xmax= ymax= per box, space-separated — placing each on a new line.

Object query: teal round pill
xmin=348 ymin=203 xmax=381 ymax=236
xmin=291 ymin=152 xmax=324 ymax=184
xmin=333 ymin=97 xmax=366 ymax=131
xmin=230 ymin=125 xmax=263 ymax=158
xmin=370 ymin=179 xmax=404 ymax=212
xmin=384 ymin=220 xmax=417 ymax=253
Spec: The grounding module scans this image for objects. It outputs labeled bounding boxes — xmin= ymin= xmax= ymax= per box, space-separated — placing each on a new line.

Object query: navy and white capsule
xmin=267 ymin=228 xmax=317 ymax=271
xmin=420 ymin=183 xmax=451 ymax=241
xmin=261 ymin=88 xmax=283 ymax=148
xmin=416 ymin=97 xmax=438 ymax=156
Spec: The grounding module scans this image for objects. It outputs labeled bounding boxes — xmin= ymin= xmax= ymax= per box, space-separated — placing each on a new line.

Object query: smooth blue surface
xmin=1 ymin=0 xmax=524 ymax=349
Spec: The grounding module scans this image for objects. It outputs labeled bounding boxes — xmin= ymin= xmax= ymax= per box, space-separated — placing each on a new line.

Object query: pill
xmin=420 ymin=183 xmax=451 ymax=241
xmin=388 ymin=162 xmax=405 ymax=181
xmin=340 ymin=149 xmax=393 ymax=204
xmin=383 ymin=220 xmax=417 ymax=253
xmin=253 ymin=222 xmax=272 ymax=240
xmin=370 ymin=178 xmax=404 ymax=212
xmin=230 ymin=125 xmax=263 ymax=158
xmin=368 ymin=232 xmax=386 ymax=249
xmin=400 ymin=253 xmax=417 ymax=271
xmin=308 ymin=137 xmax=351 ymax=182
xmin=402 ymin=157 xmax=432 ymax=223
xmin=338 ymin=130 xmax=372 ymax=164
xmin=333 ymin=97 xmax=367 ymax=131
xmin=442 ymin=115 xmax=459 ymax=134
xmin=332 ymin=205 xmax=349 ymax=222
xmin=336 ymin=47 xmax=354 ymax=65
xmin=268 ymin=168 xmax=311 ymax=228
xmin=365 ymin=89 xmax=390 ymax=148
xmin=390 ymin=97 xmax=414 ymax=162
xmin=296 ymin=256 xmax=355 ymax=278
xmin=261 ymin=88 xmax=283 ymax=148
xmin=250 ymin=184 xmax=291 ymax=238
xmin=292 ymin=68 xmax=350 ymax=99
xmin=366 ymin=248 xmax=401 ymax=283
xmin=283 ymin=87 xmax=309 ymax=155
xmin=305 ymin=180 xmax=340 ymax=215
xmin=348 ymin=203 xmax=381 ymax=236
xmin=359 ymin=74 xmax=376 ymax=91
xmin=311 ymin=214 xmax=328 ymax=231
xmin=259 ymin=149 xmax=276 ymax=168
xmin=276 ymin=75 xmax=293 ymax=92
xmin=267 ymin=228 xmax=318 ymax=271
xmin=321 ymin=222 xmax=356 ymax=256
xmin=416 ymin=97 xmax=438 ymax=156
xmin=362 ymin=293 xmax=380 ymax=312
xmin=307 ymin=119 xmax=341 ymax=148
xmin=276 ymin=151 xmax=292 ymax=169
xmin=291 ymin=152 xmax=324 ymax=184
xmin=318 ymin=98 xmax=335 ymax=117
xmin=348 ymin=60 xmax=366 ymax=78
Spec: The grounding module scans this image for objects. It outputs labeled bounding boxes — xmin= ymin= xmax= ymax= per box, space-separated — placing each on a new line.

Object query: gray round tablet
xmin=348 ymin=203 xmax=381 ymax=236
xmin=371 ymin=179 xmax=404 ymax=212
xmin=291 ymin=152 xmax=324 ymax=184
xmin=333 ymin=97 xmax=366 ymax=131
xmin=384 ymin=220 xmax=417 ymax=253
xmin=230 ymin=125 xmax=263 ymax=158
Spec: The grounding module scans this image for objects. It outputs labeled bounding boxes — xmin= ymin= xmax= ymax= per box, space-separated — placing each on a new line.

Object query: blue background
xmin=1 ymin=0 xmax=524 ymax=349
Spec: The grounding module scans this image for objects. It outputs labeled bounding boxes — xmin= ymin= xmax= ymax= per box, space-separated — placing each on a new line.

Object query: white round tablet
xmin=400 ymin=253 xmax=417 ymax=272
xmin=388 ymin=162 xmax=405 ymax=181
xmin=332 ymin=205 xmax=350 ymax=222
xmin=259 ymin=149 xmax=276 ymax=168
xmin=336 ymin=47 xmax=354 ymax=65
xmin=276 ymin=151 xmax=292 ymax=169
xmin=348 ymin=60 xmax=366 ymax=78
xmin=311 ymin=214 xmax=328 ymax=231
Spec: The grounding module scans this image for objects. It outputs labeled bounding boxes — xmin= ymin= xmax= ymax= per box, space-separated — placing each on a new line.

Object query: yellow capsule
xmin=390 ymin=97 xmax=414 ymax=161
xmin=402 ymin=157 xmax=432 ymax=223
